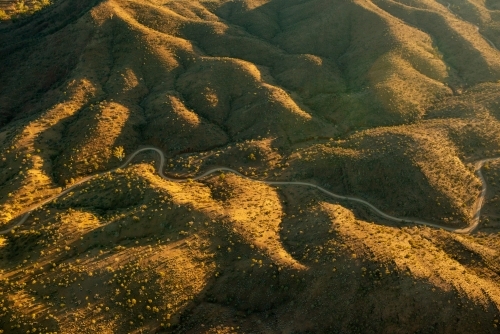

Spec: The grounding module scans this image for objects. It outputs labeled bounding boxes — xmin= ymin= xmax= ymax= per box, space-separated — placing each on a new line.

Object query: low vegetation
xmin=0 ymin=0 xmax=500 ymax=332
xmin=0 ymin=0 xmax=52 ymax=20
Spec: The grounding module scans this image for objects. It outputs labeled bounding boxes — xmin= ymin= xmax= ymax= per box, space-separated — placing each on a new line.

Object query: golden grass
xmin=1 ymin=0 xmax=500 ymax=331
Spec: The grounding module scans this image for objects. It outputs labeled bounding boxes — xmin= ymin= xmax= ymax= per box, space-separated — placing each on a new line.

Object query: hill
xmin=1 ymin=0 xmax=500 ymax=332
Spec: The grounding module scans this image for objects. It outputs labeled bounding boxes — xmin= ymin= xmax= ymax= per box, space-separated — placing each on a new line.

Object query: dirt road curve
xmin=0 ymin=147 xmax=498 ymax=235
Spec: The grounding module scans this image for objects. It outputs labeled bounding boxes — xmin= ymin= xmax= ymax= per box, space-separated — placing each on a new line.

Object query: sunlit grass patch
xmin=1 ymin=0 xmax=53 ymax=21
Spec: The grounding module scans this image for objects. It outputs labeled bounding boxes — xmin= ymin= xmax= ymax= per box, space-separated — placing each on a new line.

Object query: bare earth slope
xmin=1 ymin=0 xmax=500 ymax=333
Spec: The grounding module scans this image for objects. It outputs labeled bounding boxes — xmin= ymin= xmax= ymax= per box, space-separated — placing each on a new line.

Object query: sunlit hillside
xmin=0 ymin=0 xmax=52 ymax=20
xmin=1 ymin=0 xmax=500 ymax=332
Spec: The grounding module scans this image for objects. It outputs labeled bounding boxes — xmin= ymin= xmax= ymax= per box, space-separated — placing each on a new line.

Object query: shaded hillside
xmin=0 ymin=0 xmax=500 ymax=333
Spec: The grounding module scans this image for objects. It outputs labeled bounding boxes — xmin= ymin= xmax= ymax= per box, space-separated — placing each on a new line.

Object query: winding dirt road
xmin=0 ymin=147 xmax=498 ymax=235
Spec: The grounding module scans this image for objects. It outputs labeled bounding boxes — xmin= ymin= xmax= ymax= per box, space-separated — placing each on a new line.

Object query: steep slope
xmin=1 ymin=0 xmax=500 ymax=332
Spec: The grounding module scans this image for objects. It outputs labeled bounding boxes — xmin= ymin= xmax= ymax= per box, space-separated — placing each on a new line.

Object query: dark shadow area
xmin=0 ymin=0 xmax=103 ymax=129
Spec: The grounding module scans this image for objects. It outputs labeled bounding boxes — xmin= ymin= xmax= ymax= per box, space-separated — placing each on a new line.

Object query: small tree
xmin=113 ymin=146 xmax=125 ymax=161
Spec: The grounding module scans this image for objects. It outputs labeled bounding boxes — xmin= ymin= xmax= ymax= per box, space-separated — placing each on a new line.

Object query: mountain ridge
xmin=1 ymin=0 xmax=500 ymax=332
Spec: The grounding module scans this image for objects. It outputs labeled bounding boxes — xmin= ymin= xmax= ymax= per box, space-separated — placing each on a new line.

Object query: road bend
xmin=0 ymin=147 xmax=498 ymax=235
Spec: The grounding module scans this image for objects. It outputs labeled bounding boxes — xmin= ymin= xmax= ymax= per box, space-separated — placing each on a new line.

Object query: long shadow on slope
xmin=0 ymin=0 xmax=103 ymax=129
xmin=0 ymin=0 xmax=102 ymax=53
xmin=211 ymin=0 xmax=451 ymax=131
xmin=0 ymin=200 xmax=214 ymax=332
xmin=2 ymin=170 xmax=500 ymax=333
xmin=169 ymin=246 xmax=500 ymax=334
xmin=374 ymin=0 xmax=500 ymax=85
xmin=31 ymin=100 xmax=97 ymax=186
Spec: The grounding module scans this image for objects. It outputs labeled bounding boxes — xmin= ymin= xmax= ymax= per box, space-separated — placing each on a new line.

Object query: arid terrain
xmin=1 ymin=0 xmax=500 ymax=333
